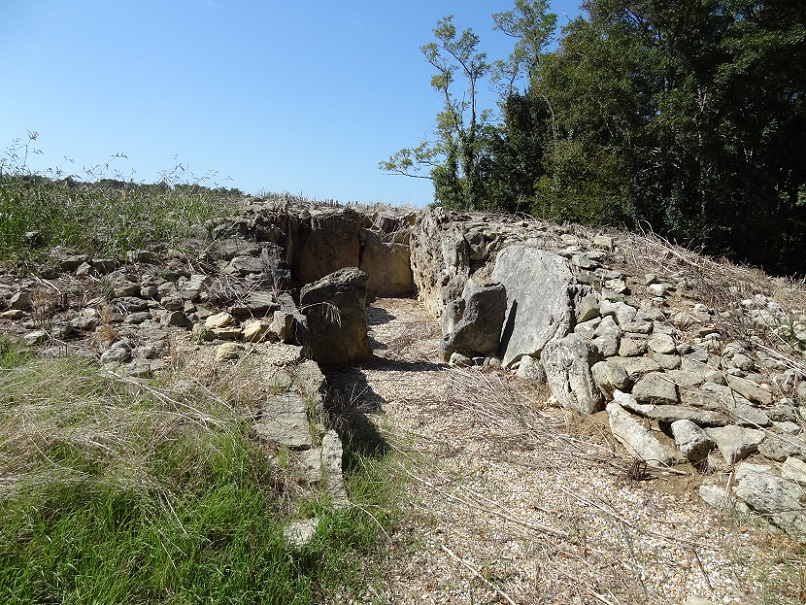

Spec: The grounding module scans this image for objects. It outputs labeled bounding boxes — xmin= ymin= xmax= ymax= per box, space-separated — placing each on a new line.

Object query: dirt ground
xmin=326 ymin=297 xmax=804 ymax=605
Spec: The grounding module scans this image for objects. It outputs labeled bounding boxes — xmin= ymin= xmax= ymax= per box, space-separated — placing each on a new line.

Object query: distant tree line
xmin=381 ymin=0 xmax=806 ymax=275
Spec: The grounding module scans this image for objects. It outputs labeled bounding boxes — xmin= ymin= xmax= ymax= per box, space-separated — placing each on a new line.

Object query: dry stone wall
xmin=409 ymin=206 xmax=806 ymax=543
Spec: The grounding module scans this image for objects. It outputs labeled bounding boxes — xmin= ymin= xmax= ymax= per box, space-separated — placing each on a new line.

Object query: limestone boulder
xmin=440 ymin=280 xmax=507 ymax=362
xmin=300 ymin=267 xmax=372 ymax=364
xmin=543 ymin=333 xmax=603 ymax=415
xmin=606 ymin=401 xmax=682 ymax=466
xmin=670 ymin=419 xmax=714 ymax=462
xmin=491 ymin=245 xmax=573 ymax=367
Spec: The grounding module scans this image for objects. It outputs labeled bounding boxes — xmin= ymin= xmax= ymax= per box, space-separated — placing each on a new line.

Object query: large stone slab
xmin=491 ymin=246 xmax=573 ymax=367
xmin=300 ymin=267 xmax=372 ymax=364
xmin=293 ymin=207 xmax=361 ymax=284
xmin=441 ymin=280 xmax=507 ymax=361
xmin=359 ymin=229 xmax=413 ymax=297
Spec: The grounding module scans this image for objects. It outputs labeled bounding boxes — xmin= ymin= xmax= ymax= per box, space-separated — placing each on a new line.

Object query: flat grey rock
xmin=705 ymin=425 xmax=765 ymax=464
xmin=254 ymin=391 xmax=313 ymax=449
xmin=606 ymin=401 xmax=682 ymax=466
xmin=492 ymin=246 xmax=573 ymax=367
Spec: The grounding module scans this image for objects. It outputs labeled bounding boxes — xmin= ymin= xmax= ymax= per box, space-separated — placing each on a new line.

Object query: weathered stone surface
xmin=283 ymin=518 xmax=318 ymax=548
xmin=254 ymin=391 xmax=313 ymax=449
xmin=592 ymin=314 xmax=622 ymax=357
xmin=9 ymin=292 xmax=32 ymax=311
xmin=600 ymin=300 xmax=637 ymax=327
xmin=671 ymin=419 xmax=714 ymax=462
xmin=591 ymin=359 xmax=630 ymax=399
xmin=322 ymin=430 xmax=348 ymax=506
xmin=606 ymin=402 xmax=682 ymax=465
xmin=516 ymin=355 xmax=545 ymax=381
xmin=705 ymin=425 xmax=765 ymax=464
xmin=243 ymin=319 xmax=272 ymax=342
xmin=652 ymin=353 xmax=681 ymax=370
xmin=607 ymin=357 xmax=661 ymax=383
xmin=294 ymin=207 xmax=361 ymax=285
xmin=205 ymin=311 xmax=234 ymax=329
xmin=359 ymin=229 xmax=413 ymax=297
xmin=758 ymin=434 xmax=806 ymax=462
xmin=441 ymin=280 xmax=507 ymax=361
xmin=409 ymin=209 xmax=470 ymax=317
xmin=725 ymin=374 xmax=773 ymax=406
xmin=618 ymin=336 xmax=648 ymax=357
xmin=632 ymin=372 xmax=679 ymax=405
xmin=215 ymin=342 xmax=244 ymax=362
xmin=491 ymin=246 xmax=573 ymax=367
xmin=543 ymin=334 xmax=603 ymax=415
xmin=575 ymin=293 xmax=600 ymax=323
xmin=782 ymin=457 xmax=806 ymax=486
xmin=201 ymin=239 xmax=261 ymax=262
xmin=300 ymin=267 xmax=371 ymax=364
xmin=734 ymin=463 xmax=806 ymax=541
xmin=229 ymin=292 xmax=279 ymax=318
xmin=100 ymin=341 xmax=132 ymax=364
xmin=617 ymin=398 xmax=730 ymax=427
xmin=692 ymin=383 xmax=771 ymax=427
xmin=648 ymin=333 xmax=676 ymax=355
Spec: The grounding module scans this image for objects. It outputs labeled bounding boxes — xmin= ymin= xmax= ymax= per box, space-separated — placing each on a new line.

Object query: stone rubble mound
xmin=415 ymin=206 xmax=806 ymax=543
xmin=3 ymin=198 xmax=806 ymax=543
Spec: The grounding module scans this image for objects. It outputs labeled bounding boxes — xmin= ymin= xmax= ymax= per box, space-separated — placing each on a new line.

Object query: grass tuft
xmin=0 ymin=350 xmax=399 ymax=604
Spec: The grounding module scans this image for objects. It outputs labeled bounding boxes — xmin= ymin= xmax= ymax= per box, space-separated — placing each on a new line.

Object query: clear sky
xmin=1 ymin=1 xmax=581 ymax=206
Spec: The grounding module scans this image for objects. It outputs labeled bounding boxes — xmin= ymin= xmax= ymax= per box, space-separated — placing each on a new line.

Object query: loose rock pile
xmin=415 ymin=206 xmax=806 ymax=543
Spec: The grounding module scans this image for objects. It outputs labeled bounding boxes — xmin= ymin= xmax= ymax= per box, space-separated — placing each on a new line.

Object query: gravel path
xmin=328 ymin=298 xmax=801 ymax=605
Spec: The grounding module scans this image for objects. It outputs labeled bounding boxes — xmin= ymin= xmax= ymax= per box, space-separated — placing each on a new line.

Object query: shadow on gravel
xmin=366 ymin=306 xmax=396 ymax=326
xmin=325 ymin=367 xmax=390 ymax=469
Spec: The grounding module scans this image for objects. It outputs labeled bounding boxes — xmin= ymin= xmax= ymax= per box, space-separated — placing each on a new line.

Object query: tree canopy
xmin=381 ymin=0 xmax=806 ymax=275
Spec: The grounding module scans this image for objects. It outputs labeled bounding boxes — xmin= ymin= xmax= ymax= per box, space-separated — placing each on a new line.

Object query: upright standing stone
xmin=300 ymin=267 xmax=372 ymax=364
xmin=491 ymin=245 xmax=573 ymax=367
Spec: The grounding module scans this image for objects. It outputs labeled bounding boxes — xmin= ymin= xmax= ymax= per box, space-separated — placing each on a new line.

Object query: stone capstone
xmin=359 ymin=229 xmax=413 ymax=297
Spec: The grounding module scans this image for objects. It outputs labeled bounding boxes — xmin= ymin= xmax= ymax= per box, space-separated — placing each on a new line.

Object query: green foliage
xmin=536 ymin=0 xmax=806 ymax=272
xmin=0 ymin=133 xmax=237 ymax=272
xmin=380 ymin=15 xmax=495 ymax=210
xmin=386 ymin=0 xmax=806 ymax=273
xmin=0 ymin=355 xmax=399 ymax=603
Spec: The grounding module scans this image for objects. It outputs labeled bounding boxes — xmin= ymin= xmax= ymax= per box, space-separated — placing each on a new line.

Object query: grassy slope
xmin=0 ymin=171 xmax=400 ymax=603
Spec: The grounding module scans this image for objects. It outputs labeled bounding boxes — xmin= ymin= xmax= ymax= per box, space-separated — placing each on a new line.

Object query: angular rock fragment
xmin=543 ymin=333 xmax=603 ymax=414
xmin=606 ymin=402 xmax=682 ymax=466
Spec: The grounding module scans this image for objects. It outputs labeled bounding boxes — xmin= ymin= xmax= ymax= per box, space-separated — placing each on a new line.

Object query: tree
xmin=535 ymin=0 xmax=806 ymax=272
xmin=379 ymin=15 xmax=492 ymax=209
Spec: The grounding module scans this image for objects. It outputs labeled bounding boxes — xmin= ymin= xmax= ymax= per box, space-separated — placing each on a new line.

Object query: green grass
xmin=0 ymin=341 xmax=399 ymax=604
xmin=0 ymin=150 xmax=238 ymax=271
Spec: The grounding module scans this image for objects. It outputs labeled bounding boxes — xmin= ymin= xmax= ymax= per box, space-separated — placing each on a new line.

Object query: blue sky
xmin=1 ymin=1 xmax=581 ymax=206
